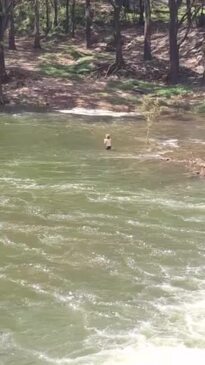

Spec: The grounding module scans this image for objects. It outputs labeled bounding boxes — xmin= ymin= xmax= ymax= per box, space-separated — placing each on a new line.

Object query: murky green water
xmin=0 ymin=113 xmax=205 ymax=365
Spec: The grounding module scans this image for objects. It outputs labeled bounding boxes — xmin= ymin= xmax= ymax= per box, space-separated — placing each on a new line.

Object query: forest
xmin=0 ymin=0 xmax=205 ymax=112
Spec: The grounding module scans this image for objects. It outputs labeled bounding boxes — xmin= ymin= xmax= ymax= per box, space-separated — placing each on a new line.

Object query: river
xmin=0 ymin=113 xmax=204 ymax=365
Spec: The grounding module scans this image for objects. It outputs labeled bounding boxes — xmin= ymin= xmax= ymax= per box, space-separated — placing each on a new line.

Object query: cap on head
xmin=106 ymin=134 xmax=110 ymax=138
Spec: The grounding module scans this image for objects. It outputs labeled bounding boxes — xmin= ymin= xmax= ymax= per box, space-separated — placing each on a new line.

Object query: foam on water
xmin=0 ymin=331 xmax=15 ymax=352
xmin=159 ymin=139 xmax=179 ymax=148
xmin=127 ymin=219 xmax=205 ymax=235
xmin=19 ymin=346 xmax=205 ymax=365
xmin=189 ymin=138 xmax=205 ymax=145
xmin=87 ymin=191 xmax=205 ymax=212
xmin=98 ymin=346 xmax=205 ymax=365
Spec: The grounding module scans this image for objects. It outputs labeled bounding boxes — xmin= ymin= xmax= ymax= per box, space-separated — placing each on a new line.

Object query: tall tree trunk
xmin=139 ymin=0 xmax=144 ymax=25
xmin=113 ymin=5 xmax=124 ymax=67
xmin=71 ymin=0 xmax=76 ymax=38
xmin=0 ymin=43 xmax=7 ymax=82
xmin=144 ymin=0 xmax=152 ymax=60
xmin=45 ymin=0 xmax=50 ymax=34
xmin=34 ymin=0 xmax=41 ymax=49
xmin=201 ymin=37 xmax=205 ymax=84
xmin=0 ymin=1 xmax=9 ymax=83
xmin=85 ymin=0 xmax=92 ymax=48
xmin=8 ymin=1 xmax=16 ymax=50
xmin=65 ymin=0 xmax=70 ymax=33
xmin=54 ymin=0 xmax=58 ymax=28
xmin=0 ymin=78 xmax=4 ymax=104
xmin=0 ymin=33 xmax=8 ymax=83
xmin=168 ymin=0 xmax=179 ymax=84
xmin=0 ymin=30 xmax=7 ymax=82
xmin=186 ymin=0 xmax=192 ymax=26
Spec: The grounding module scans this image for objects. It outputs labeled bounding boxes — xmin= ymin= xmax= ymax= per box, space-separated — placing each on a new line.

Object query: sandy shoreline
xmin=58 ymin=107 xmax=142 ymax=117
xmin=0 ymin=104 xmax=142 ymax=118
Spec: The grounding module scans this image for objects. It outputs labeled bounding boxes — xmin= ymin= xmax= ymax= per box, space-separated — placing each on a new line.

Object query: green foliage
xmin=15 ymin=0 xmax=34 ymax=34
xmin=14 ymin=0 xmax=86 ymax=35
xmin=106 ymin=79 xmax=191 ymax=97
xmin=152 ymin=3 xmax=170 ymax=22
xmin=64 ymin=46 xmax=89 ymax=60
xmin=40 ymin=56 xmax=95 ymax=79
xmin=141 ymin=96 xmax=161 ymax=145
xmin=152 ymin=2 xmax=188 ymax=23
xmin=156 ymin=85 xmax=191 ymax=97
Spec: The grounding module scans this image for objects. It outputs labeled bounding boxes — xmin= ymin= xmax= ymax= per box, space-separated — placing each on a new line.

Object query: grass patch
xmin=95 ymin=90 xmax=140 ymax=107
xmin=62 ymin=46 xmax=90 ymax=60
xmin=106 ymin=79 xmax=192 ymax=98
xmin=94 ymin=52 xmax=114 ymax=62
xmin=156 ymin=85 xmax=191 ymax=97
xmin=105 ymin=94 xmax=135 ymax=106
xmin=39 ymin=47 xmax=114 ymax=80
xmin=40 ymin=56 xmax=95 ymax=79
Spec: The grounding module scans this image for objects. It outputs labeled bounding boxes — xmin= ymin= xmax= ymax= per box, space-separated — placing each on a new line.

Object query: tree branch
xmin=107 ymin=0 xmax=123 ymax=9
xmin=178 ymin=5 xmax=201 ymax=48
xmin=1 ymin=0 xmax=17 ymax=32
xmin=178 ymin=1 xmax=199 ymax=27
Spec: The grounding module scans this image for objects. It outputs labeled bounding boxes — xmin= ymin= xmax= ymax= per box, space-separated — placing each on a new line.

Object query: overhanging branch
xmin=178 ymin=5 xmax=201 ymax=48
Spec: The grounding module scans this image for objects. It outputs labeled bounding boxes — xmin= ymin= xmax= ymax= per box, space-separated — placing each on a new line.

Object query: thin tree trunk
xmin=85 ymin=0 xmax=92 ymax=48
xmin=0 ymin=42 xmax=7 ymax=82
xmin=54 ymin=0 xmax=58 ymax=27
xmin=45 ymin=0 xmax=50 ymax=34
xmin=168 ymin=0 xmax=179 ymax=84
xmin=0 ymin=78 xmax=4 ymax=104
xmin=144 ymin=0 xmax=152 ymax=60
xmin=34 ymin=0 xmax=41 ymax=49
xmin=71 ymin=0 xmax=76 ymax=38
xmin=114 ymin=5 xmax=124 ymax=67
xmin=139 ymin=0 xmax=144 ymax=25
xmin=0 ymin=12 xmax=7 ymax=83
xmin=201 ymin=38 xmax=205 ymax=84
xmin=8 ymin=1 xmax=16 ymax=50
xmin=0 ymin=2 xmax=8 ymax=83
xmin=186 ymin=0 xmax=192 ymax=26
xmin=65 ymin=0 xmax=70 ymax=33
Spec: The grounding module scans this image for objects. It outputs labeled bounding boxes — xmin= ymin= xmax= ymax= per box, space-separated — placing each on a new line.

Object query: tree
xmin=0 ymin=0 xmax=14 ymax=83
xmin=8 ymin=0 xmax=16 ymax=50
xmin=65 ymin=0 xmax=70 ymax=33
xmin=168 ymin=0 xmax=179 ymax=84
xmin=33 ymin=0 xmax=41 ymax=49
xmin=186 ymin=0 xmax=192 ymax=26
xmin=202 ymin=40 xmax=205 ymax=84
xmin=0 ymin=77 xmax=3 ymax=104
xmin=54 ymin=0 xmax=58 ymax=27
xmin=85 ymin=0 xmax=92 ymax=48
xmin=45 ymin=0 xmax=50 ymax=34
xmin=139 ymin=0 xmax=144 ymax=25
xmin=168 ymin=0 xmax=202 ymax=83
xmin=141 ymin=95 xmax=161 ymax=145
xmin=144 ymin=0 xmax=152 ymax=60
xmin=71 ymin=0 xmax=75 ymax=37
xmin=109 ymin=0 xmax=124 ymax=68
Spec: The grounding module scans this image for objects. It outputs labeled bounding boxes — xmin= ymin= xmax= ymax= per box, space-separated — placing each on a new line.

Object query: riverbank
xmin=3 ymin=25 xmax=205 ymax=115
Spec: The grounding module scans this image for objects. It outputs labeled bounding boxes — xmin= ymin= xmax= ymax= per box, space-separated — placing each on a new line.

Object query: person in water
xmin=104 ymin=134 xmax=112 ymax=150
